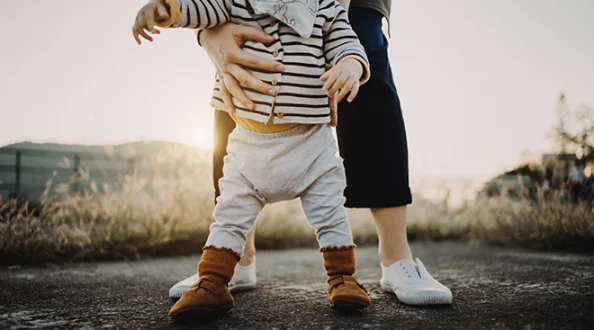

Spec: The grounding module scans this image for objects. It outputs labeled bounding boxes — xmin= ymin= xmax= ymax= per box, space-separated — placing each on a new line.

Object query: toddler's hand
xmin=320 ymin=58 xmax=363 ymax=103
xmin=132 ymin=0 xmax=170 ymax=44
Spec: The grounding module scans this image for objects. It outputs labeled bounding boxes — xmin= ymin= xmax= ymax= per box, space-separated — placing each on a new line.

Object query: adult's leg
xmin=338 ymin=7 xmax=451 ymax=304
xmin=337 ymin=7 xmax=412 ymax=266
xmin=213 ymin=110 xmax=236 ymax=201
xmin=371 ymin=207 xmax=412 ymax=266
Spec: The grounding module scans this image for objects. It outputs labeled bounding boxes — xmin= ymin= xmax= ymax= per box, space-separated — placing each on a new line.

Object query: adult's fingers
xmin=227 ymin=49 xmax=284 ymax=72
xmin=228 ymin=64 xmax=277 ymax=96
xmin=238 ymin=26 xmax=275 ymax=44
xmin=222 ymin=73 xmax=254 ymax=110
xmin=219 ymin=80 xmax=236 ymax=113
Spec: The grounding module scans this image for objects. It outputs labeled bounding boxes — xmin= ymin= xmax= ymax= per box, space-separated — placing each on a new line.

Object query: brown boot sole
xmin=170 ymin=304 xmax=234 ymax=321
xmin=331 ymin=298 xmax=371 ymax=311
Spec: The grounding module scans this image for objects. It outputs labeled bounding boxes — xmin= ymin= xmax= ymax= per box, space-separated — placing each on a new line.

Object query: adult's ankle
xmin=379 ymin=249 xmax=413 ymax=268
xmin=239 ymin=247 xmax=256 ymax=266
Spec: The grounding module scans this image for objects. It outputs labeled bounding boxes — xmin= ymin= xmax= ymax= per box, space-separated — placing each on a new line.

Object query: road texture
xmin=1 ymin=242 xmax=593 ymax=329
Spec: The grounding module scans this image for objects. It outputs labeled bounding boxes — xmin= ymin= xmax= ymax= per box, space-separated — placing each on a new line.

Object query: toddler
xmin=132 ymin=0 xmax=371 ymax=320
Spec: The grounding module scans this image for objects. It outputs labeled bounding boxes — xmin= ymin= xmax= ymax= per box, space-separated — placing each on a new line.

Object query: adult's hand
xmin=200 ymin=24 xmax=285 ymax=111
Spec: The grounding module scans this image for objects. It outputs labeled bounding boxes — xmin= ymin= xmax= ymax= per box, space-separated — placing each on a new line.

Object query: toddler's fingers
xmin=137 ymin=11 xmax=147 ymax=29
xmin=135 ymin=14 xmax=153 ymax=42
xmin=322 ymin=70 xmax=340 ymax=94
xmin=347 ymin=81 xmax=360 ymax=103
xmin=327 ymin=73 xmax=348 ymax=96
xmin=132 ymin=14 xmax=142 ymax=43
xmin=133 ymin=24 xmax=142 ymax=44
xmin=138 ymin=28 xmax=154 ymax=42
xmin=320 ymin=69 xmax=332 ymax=82
xmin=146 ymin=21 xmax=160 ymax=34
xmin=336 ymin=78 xmax=355 ymax=103
xmin=144 ymin=11 xmax=159 ymax=34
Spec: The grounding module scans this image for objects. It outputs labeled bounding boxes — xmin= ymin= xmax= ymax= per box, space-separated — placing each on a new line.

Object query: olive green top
xmin=350 ymin=0 xmax=391 ymax=19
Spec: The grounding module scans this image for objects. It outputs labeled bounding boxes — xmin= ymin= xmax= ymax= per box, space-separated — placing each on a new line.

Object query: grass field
xmin=1 ymin=150 xmax=593 ymax=264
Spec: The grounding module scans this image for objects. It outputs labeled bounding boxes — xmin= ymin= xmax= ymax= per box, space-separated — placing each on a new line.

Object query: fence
xmin=0 ymin=147 xmax=135 ymax=202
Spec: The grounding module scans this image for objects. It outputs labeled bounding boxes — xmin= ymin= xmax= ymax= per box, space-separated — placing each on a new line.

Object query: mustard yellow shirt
xmin=230 ymin=112 xmax=300 ymax=133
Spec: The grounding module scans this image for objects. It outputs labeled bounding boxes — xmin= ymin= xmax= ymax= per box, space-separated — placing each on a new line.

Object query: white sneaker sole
xmin=169 ymin=282 xmax=257 ymax=300
xmin=229 ymin=282 xmax=258 ymax=294
xmin=380 ymin=282 xmax=453 ymax=306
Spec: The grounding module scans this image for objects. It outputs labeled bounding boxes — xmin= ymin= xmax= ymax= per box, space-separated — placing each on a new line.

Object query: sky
xmin=1 ymin=0 xmax=593 ymax=181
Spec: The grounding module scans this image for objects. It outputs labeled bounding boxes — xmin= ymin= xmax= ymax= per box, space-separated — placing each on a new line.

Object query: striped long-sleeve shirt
xmin=163 ymin=0 xmax=370 ymax=125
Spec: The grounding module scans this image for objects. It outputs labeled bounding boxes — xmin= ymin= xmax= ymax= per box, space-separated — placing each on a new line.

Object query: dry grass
xmin=1 ymin=150 xmax=592 ymax=264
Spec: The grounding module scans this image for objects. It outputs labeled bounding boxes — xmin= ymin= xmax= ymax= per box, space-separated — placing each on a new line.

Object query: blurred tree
xmin=551 ymin=93 xmax=594 ymax=158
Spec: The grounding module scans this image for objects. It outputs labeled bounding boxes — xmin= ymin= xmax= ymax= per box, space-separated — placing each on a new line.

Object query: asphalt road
xmin=1 ymin=242 xmax=593 ymax=329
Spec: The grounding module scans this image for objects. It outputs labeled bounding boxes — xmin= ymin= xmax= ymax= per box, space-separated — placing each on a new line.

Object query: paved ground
xmin=1 ymin=242 xmax=593 ymax=329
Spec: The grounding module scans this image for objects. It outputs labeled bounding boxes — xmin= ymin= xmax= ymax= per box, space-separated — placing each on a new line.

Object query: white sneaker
xmin=380 ymin=258 xmax=453 ymax=305
xmin=168 ymin=258 xmax=257 ymax=300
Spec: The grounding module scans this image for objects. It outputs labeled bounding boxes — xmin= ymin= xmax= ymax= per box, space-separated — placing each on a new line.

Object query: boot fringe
xmin=203 ymin=245 xmax=242 ymax=261
xmin=319 ymin=244 xmax=357 ymax=252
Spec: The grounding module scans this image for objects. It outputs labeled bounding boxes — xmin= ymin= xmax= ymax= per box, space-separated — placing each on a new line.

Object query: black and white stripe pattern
xmin=173 ymin=0 xmax=369 ymax=125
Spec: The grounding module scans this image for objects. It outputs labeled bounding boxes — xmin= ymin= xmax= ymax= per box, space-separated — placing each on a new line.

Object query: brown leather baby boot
xmin=321 ymin=245 xmax=371 ymax=310
xmin=169 ymin=246 xmax=240 ymax=321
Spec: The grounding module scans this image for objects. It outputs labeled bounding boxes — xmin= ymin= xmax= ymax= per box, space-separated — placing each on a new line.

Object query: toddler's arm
xmin=320 ymin=1 xmax=370 ymax=105
xmin=133 ymin=0 xmax=230 ymax=44
xmin=322 ymin=1 xmax=370 ymax=83
xmin=167 ymin=0 xmax=230 ymax=29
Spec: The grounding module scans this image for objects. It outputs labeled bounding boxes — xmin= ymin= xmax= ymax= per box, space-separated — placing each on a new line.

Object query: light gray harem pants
xmin=205 ymin=124 xmax=354 ymax=254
